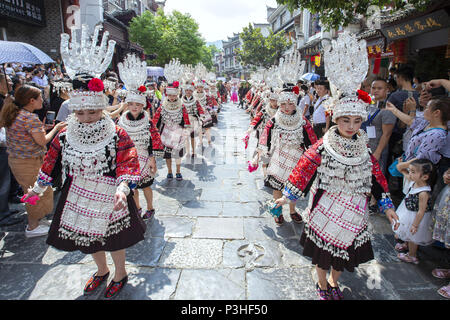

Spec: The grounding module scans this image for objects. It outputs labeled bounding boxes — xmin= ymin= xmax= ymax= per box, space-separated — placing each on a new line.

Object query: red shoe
xmin=104 ymin=276 xmax=128 ymax=299
xmin=327 ymin=282 xmax=344 ymax=300
xmin=84 ymin=271 xmax=110 ymax=295
xmin=316 ymin=283 xmax=331 ymax=300
xmin=290 ymin=211 xmax=303 ymax=224
xmin=274 ymin=215 xmax=285 ymax=226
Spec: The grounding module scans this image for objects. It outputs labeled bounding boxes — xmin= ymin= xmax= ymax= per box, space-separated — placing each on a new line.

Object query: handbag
xmin=388 ymin=158 xmax=403 ymax=177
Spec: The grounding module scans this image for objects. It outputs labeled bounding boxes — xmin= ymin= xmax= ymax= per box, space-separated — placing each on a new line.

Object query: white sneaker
xmin=39 ymin=218 xmax=52 ymax=226
xmin=25 ymin=224 xmax=49 ymax=238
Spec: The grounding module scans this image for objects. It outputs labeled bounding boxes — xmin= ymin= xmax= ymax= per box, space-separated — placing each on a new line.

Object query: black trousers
xmin=313 ymin=123 xmax=326 ymax=139
xmin=0 ymin=147 xmax=11 ymax=215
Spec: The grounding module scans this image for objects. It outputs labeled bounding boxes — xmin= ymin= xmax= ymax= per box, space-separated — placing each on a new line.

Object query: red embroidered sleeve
xmin=251 ymin=97 xmax=260 ymax=107
xmin=245 ymin=91 xmax=252 ymax=102
xmin=255 ymin=102 xmax=263 ymax=114
xmin=250 ymin=112 xmax=263 ymax=129
xmin=371 ymin=154 xmax=389 ymax=193
xmin=303 ymin=117 xmax=318 ymax=146
xmin=285 ymin=139 xmax=323 ymax=197
xmin=207 ymin=96 xmax=218 ymax=107
xmin=182 ymin=106 xmax=191 ymax=127
xmin=149 ymin=121 xmax=164 ymax=157
xmin=257 ymin=119 xmax=274 ymax=154
xmin=152 ymin=107 xmax=162 ymax=129
xmin=115 ymin=126 xmax=140 ymax=186
xmin=196 ymin=101 xmax=205 ymax=115
xmin=38 ymin=129 xmax=64 ymax=186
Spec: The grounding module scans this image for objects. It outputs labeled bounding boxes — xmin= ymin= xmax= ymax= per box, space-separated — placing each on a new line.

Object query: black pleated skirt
xmin=46 ymin=177 xmax=147 ymax=254
xmin=300 ymin=226 xmax=374 ymax=273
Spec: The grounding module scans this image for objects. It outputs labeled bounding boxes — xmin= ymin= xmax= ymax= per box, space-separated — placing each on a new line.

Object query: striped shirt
xmin=6 ymin=109 xmax=46 ymax=158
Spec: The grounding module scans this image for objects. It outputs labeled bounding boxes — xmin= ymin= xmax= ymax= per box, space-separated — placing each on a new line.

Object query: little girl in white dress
xmin=394 ymin=159 xmax=435 ymax=264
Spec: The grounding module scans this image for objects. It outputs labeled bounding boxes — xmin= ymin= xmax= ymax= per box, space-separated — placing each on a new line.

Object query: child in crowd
xmin=394 ymin=158 xmax=435 ymax=264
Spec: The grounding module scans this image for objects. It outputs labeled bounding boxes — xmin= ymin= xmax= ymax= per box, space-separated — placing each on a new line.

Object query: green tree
xmin=200 ymin=45 xmax=219 ymax=71
xmin=129 ymin=9 xmax=211 ymax=67
xmin=236 ymin=24 xmax=291 ymax=68
xmin=276 ymin=0 xmax=432 ymax=30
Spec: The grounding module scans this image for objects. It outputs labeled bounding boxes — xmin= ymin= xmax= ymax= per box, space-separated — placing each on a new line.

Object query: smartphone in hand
xmin=46 ymin=111 xmax=55 ymax=124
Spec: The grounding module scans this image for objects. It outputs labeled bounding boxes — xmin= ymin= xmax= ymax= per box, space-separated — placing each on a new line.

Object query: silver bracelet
xmin=32 ymin=181 xmax=47 ymax=195
xmin=116 ymin=183 xmax=130 ymax=196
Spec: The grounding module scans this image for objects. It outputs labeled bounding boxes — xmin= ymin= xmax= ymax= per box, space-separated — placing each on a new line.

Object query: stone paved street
xmin=0 ymin=102 xmax=449 ymax=300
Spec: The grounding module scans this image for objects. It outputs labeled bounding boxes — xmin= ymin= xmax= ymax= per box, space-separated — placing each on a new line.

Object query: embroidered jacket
xmin=38 ymin=126 xmax=140 ymax=188
xmin=245 ymin=90 xmax=253 ymax=103
xmin=182 ymin=97 xmax=205 ymax=119
xmin=283 ymin=139 xmax=394 ymax=213
xmin=121 ymin=111 xmax=164 ymax=158
xmin=258 ymin=115 xmax=317 ymax=156
xmin=206 ymin=95 xmax=218 ymax=108
xmin=152 ymin=105 xmax=191 ymax=132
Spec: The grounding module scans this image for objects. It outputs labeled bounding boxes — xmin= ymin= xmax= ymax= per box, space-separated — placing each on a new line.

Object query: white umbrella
xmin=0 ymin=40 xmax=54 ymax=64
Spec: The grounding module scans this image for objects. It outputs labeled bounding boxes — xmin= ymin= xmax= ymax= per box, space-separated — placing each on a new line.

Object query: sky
xmin=164 ymin=0 xmax=279 ymax=43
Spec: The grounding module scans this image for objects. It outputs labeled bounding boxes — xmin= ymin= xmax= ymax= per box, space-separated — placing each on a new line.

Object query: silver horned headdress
xmin=323 ymin=31 xmax=370 ymax=121
xmin=60 ymin=24 xmax=116 ymax=80
xmin=278 ymin=51 xmax=305 ymax=104
xmin=60 ymin=24 xmax=116 ymax=111
xmin=118 ymin=54 xmax=148 ymax=105
xmin=164 ymin=58 xmax=183 ymax=95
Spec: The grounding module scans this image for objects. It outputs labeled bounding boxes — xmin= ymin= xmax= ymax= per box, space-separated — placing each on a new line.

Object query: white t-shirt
xmin=298 ymin=94 xmax=311 ymax=116
xmin=312 ymin=94 xmax=328 ymax=124
xmin=56 ymin=100 xmax=71 ymax=122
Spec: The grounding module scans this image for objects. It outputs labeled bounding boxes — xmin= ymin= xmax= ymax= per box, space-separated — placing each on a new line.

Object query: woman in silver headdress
xmin=23 ymin=26 xmax=145 ymax=299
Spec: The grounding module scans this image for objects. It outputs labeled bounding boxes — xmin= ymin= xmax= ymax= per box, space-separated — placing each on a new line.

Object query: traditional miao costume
xmin=206 ymin=92 xmax=219 ymax=125
xmin=249 ymin=90 xmax=262 ymax=118
xmin=258 ymin=92 xmax=317 ymax=191
xmin=245 ymin=88 xmax=254 ymax=108
xmin=248 ymin=92 xmax=279 ymax=165
xmin=117 ymin=54 xmax=164 ymax=190
xmin=249 ymin=92 xmax=279 ymax=140
xmin=33 ymin=26 xmax=146 ymax=253
xmin=209 ymin=83 xmax=221 ymax=112
xmin=182 ymin=82 xmax=205 ymax=140
xmin=282 ymin=32 xmax=395 ymax=272
xmin=194 ymin=84 xmax=214 ymax=129
xmin=152 ymin=93 xmax=190 ymax=160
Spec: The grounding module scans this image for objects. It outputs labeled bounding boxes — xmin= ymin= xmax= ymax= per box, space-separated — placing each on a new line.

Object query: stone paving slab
xmin=178 ymin=200 xmax=223 ymax=217
xmin=174 ymin=269 xmax=246 ymax=300
xmin=222 ymin=201 xmax=265 ymax=217
xmin=148 ymin=216 xmax=194 ymax=239
xmin=223 ymin=239 xmax=282 ymax=269
xmin=158 ymin=238 xmax=223 ymax=269
xmin=193 ymin=217 xmax=244 ymax=240
xmin=247 ymin=267 xmax=317 ymax=300
xmin=114 ymin=267 xmax=181 ymax=300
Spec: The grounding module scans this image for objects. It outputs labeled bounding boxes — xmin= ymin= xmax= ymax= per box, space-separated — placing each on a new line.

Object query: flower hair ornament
xmin=118 ymin=54 xmax=148 ymax=105
xmin=60 ymin=24 xmax=116 ymax=111
xmin=323 ymin=31 xmax=370 ymax=122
